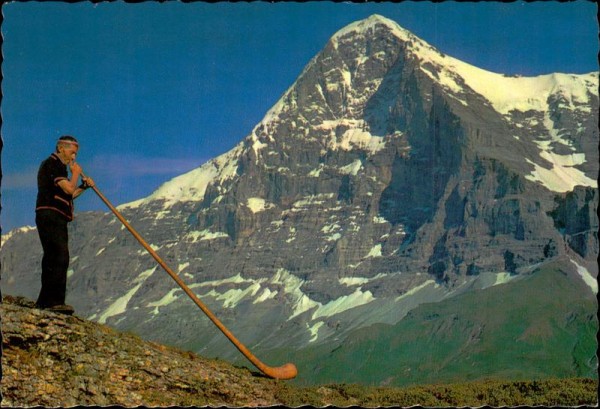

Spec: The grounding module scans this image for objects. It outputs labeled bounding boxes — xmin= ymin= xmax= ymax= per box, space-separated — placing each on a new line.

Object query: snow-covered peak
xmin=334 ymin=14 xmax=598 ymax=116
xmin=331 ymin=14 xmax=414 ymax=45
xmin=121 ymin=14 xmax=598 ymax=209
xmin=270 ymin=14 xmax=597 ymax=127
xmin=120 ymin=143 xmax=242 ymax=209
xmin=1 ymin=225 xmax=36 ymax=248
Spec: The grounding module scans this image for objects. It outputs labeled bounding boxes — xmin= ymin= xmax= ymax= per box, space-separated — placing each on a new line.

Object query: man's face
xmin=58 ymin=143 xmax=79 ymax=164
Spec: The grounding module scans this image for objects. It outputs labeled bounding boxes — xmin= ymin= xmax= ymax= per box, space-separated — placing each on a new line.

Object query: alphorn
xmin=83 ymin=174 xmax=297 ymax=380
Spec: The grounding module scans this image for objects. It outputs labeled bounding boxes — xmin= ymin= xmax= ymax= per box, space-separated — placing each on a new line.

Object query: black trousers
xmin=36 ymin=210 xmax=70 ymax=308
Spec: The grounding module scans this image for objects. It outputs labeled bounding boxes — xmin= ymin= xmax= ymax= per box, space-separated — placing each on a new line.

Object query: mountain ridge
xmin=116 ymin=14 xmax=597 ymax=210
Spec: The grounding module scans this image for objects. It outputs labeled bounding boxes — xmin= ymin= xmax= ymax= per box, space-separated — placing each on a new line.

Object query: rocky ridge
xmin=1 ymin=296 xmax=285 ymax=407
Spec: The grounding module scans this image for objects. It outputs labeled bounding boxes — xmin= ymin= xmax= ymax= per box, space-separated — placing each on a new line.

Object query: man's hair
xmin=56 ymin=135 xmax=79 ymax=152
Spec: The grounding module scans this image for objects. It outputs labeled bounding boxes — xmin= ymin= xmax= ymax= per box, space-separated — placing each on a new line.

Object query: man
xmin=35 ymin=135 xmax=95 ymax=315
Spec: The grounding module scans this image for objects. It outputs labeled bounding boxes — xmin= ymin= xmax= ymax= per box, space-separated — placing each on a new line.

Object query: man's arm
xmin=56 ymin=162 xmax=82 ymax=196
xmin=72 ymin=176 xmax=95 ymax=199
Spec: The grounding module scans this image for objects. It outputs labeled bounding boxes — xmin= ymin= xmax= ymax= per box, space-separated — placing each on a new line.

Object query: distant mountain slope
xmin=281 ymin=257 xmax=598 ymax=387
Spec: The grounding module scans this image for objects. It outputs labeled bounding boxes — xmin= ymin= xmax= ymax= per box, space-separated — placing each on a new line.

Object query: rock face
xmin=1 ymin=15 xmax=598 ymax=372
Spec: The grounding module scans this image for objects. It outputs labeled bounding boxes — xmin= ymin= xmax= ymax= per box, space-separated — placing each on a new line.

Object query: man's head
xmin=56 ymin=135 xmax=79 ymax=164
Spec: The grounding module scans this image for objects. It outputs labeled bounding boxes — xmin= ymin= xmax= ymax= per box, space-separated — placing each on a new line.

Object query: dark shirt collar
xmin=50 ymin=153 xmax=66 ymax=165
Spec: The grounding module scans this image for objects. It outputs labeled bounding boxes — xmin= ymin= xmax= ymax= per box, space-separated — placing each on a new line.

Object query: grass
xmin=274 ymin=377 xmax=598 ymax=407
xmin=270 ymin=261 xmax=598 ymax=387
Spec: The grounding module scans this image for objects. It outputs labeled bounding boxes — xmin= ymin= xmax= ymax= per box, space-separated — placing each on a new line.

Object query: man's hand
xmin=82 ymin=176 xmax=95 ymax=188
xmin=70 ymin=161 xmax=82 ymax=176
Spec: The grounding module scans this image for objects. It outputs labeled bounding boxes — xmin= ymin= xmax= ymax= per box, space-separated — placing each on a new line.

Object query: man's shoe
xmin=46 ymin=304 xmax=75 ymax=315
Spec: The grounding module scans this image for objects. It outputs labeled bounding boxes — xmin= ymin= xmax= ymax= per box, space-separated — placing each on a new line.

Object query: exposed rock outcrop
xmin=1 ymin=296 xmax=285 ymax=407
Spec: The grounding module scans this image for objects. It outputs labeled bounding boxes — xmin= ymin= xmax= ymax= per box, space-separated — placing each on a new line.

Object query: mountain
xmin=3 ymin=295 xmax=596 ymax=406
xmin=1 ymin=15 xmax=598 ymax=385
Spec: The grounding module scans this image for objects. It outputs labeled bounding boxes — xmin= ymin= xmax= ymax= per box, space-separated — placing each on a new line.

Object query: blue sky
xmin=1 ymin=1 xmax=598 ymax=232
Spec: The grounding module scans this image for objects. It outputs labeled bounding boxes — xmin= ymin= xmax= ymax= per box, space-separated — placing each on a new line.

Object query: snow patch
xmin=269 ymin=268 xmax=376 ymax=320
xmin=147 ymin=288 xmax=181 ymax=315
xmin=291 ymin=292 xmax=320 ymax=320
xmin=322 ymin=223 xmax=342 ymax=242
xmin=267 ymin=269 xmax=318 ymax=320
xmin=98 ymin=283 xmax=143 ymax=324
xmin=570 ymin=259 xmax=598 ymax=294
xmin=286 ymin=226 xmax=297 ymax=243
xmin=253 ymin=287 xmax=278 ymax=304
xmin=191 ymin=273 xmax=252 ymax=288
xmin=292 ymin=193 xmax=336 ymax=209
xmin=134 ymin=267 xmax=157 ymax=284
xmin=203 ymin=282 xmax=262 ymax=309
xmin=316 ymin=119 xmax=387 ymax=154
xmin=325 ymin=233 xmax=342 ymax=242
xmin=373 ymin=216 xmax=388 ymax=224
xmin=522 ymin=108 xmax=597 ymax=193
xmin=270 ymin=220 xmax=284 ymax=233
xmin=340 ymin=277 xmax=369 ymax=286
xmin=525 ymin=157 xmax=597 ymax=193
xmin=185 ymin=273 xmax=267 ymax=309
xmin=250 ymin=133 xmax=268 ymax=158
xmin=395 ymin=280 xmax=436 ymax=302
xmin=184 ymin=229 xmax=229 ymax=242
xmin=312 ymin=289 xmax=375 ymax=320
xmin=308 ymin=321 xmax=325 ymax=343
xmin=1 ymin=226 xmax=36 ymax=247
xmin=338 ymin=126 xmax=385 ymax=153
xmin=308 ymin=164 xmax=325 ymax=177
xmin=493 ymin=272 xmax=516 ymax=286
xmin=97 ymin=267 xmax=157 ymax=323
xmin=365 ymin=244 xmax=382 ymax=258
xmin=339 ymin=159 xmax=363 ymax=176
xmin=321 ymin=223 xmax=341 ymax=234
xmin=246 ymin=197 xmax=275 ymax=213
xmin=339 ymin=273 xmax=389 ymax=287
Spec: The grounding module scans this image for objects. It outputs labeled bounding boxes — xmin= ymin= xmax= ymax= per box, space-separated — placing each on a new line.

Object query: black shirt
xmin=35 ymin=153 xmax=74 ymax=221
